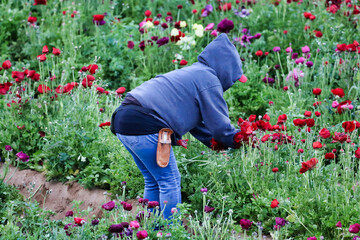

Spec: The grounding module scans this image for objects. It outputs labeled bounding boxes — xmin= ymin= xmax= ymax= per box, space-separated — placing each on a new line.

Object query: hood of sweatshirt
xmin=197 ymin=33 xmax=244 ymax=92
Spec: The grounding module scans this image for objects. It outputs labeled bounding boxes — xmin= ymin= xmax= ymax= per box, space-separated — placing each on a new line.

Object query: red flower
xmin=82 ymin=79 xmax=93 ymax=88
xmin=127 ymin=41 xmax=134 ymax=49
xmin=313 ymin=101 xmax=322 ymax=107
xmin=304 ymin=111 xmax=312 ymax=117
xmin=179 ymin=60 xmax=188 ymax=66
xmin=331 ymin=88 xmax=345 ymax=98
xmin=263 ymin=114 xmax=270 ymax=121
xmin=332 ymin=132 xmax=350 ymax=143
xmin=306 ymin=119 xmax=315 ymax=128
xmin=342 ymin=121 xmax=356 ymax=132
xmin=37 ymin=84 xmax=52 ymax=94
xmin=37 ymin=54 xmax=47 ymax=62
xmin=2 ymin=60 xmax=11 ymax=69
xmin=248 ymin=115 xmax=256 ymax=122
xmin=293 ymin=119 xmax=307 ymax=127
xmin=170 ymin=30 xmax=185 ymax=42
xmin=52 ymin=47 xmax=61 ymax=55
xmin=312 ymin=88 xmax=322 ymax=95
xmin=319 ymin=128 xmax=331 ymax=139
xmin=74 ymin=217 xmax=86 ymax=226
xmin=96 ymin=87 xmax=104 ymax=93
xmin=93 ymin=14 xmax=104 ymax=21
xmin=312 ymin=141 xmax=322 ymax=149
xmin=99 ymin=122 xmax=111 ymax=128
xmin=177 ymin=139 xmax=189 ymax=149
xmin=261 ymin=134 xmax=270 ymax=142
xmin=144 ymin=10 xmax=152 ymax=17
xmin=0 ymin=82 xmax=13 ymax=95
xmin=255 ymin=50 xmax=263 ymax=56
xmin=270 ymin=199 xmax=279 ymax=208
xmin=116 ymin=87 xmax=126 ymax=94
xmin=355 ymin=147 xmax=360 ymax=159
xmin=88 ymin=64 xmax=98 ymax=74
xmin=42 ymin=45 xmax=49 ymax=54
xmin=299 ymin=158 xmax=318 ymax=174
xmin=337 ymin=100 xmax=352 ymax=114
xmin=314 ymin=30 xmax=323 ymax=38
xmin=325 ymin=153 xmax=335 ymax=159
xmin=315 ymin=111 xmax=321 ymax=117
xmin=272 ymin=168 xmax=279 ymax=173
xmin=28 ymin=16 xmax=37 ymax=23
xmin=303 ymin=12 xmax=312 ymax=18
xmin=210 ymin=138 xmax=226 ymax=151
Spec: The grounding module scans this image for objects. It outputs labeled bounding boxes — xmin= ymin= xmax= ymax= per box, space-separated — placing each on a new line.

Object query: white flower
xmin=175 ymin=53 xmax=183 ymax=60
xmin=192 ymin=23 xmax=204 ymax=37
xmin=170 ymin=28 xmax=179 ymax=36
xmin=180 ymin=21 xmax=187 ymax=28
xmin=176 ymin=36 xmax=196 ymax=50
xmin=144 ymin=21 xmax=154 ymax=29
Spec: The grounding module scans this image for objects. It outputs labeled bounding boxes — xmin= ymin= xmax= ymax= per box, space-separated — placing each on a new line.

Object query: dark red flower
xmin=210 ymin=138 xmax=226 ymax=151
xmin=240 ymin=219 xmax=252 ymax=230
xmin=177 ymin=139 xmax=189 ymax=149
xmin=28 ymin=16 xmax=37 ymax=23
xmin=277 ymin=114 xmax=287 ymax=125
xmin=355 ymin=148 xmax=360 ymax=159
xmin=93 ymin=14 xmax=104 ymax=21
xmin=0 ymin=82 xmax=13 ymax=95
xmin=304 ymin=111 xmax=312 ymax=117
xmin=88 ymin=64 xmax=98 ymax=74
xmin=127 ymin=41 xmax=134 ymax=49
xmin=325 ymin=152 xmax=335 ymax=159
xmin=34 ymin=0 xmax=47 ymax=5
xmin=2 ymin=60 xmax=11 ymax=69
xmin=204 ymin=205 xmax=215 ymax=213
xmin=306 ymin=119 xmax=315 ymax=127
xmin=293 ymin=119 xmax=307 ymax=127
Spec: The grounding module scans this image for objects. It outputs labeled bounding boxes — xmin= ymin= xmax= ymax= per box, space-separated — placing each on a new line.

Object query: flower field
xmin=1 ymin=0 xmax=360 ymax=239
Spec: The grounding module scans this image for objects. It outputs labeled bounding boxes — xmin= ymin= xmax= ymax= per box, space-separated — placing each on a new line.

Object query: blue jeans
xmin=116 ymin=133 xmax=181 ymax=220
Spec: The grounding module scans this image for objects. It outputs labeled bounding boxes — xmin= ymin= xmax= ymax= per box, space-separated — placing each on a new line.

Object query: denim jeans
xmin=116 ymin=133 xmax=181 ymax=220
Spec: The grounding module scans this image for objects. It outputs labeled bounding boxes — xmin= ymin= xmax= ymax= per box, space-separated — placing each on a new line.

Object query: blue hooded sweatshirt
xmin=128 ymin=33 xmax=244 ymax=148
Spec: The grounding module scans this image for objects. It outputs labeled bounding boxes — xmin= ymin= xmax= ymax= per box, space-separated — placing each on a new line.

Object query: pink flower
xmin=130 ymin=220 xmax=140 ymax=229
xmin=136 ymin=230 xmax=148 ymax=239
xmin=332 ymin=101 xmax=339 ymax=108
xmin=286 ymin=47 xmax=293 ymax=53
xmin=302 ymin=45 xmax=310 ymax=53
xmin=102 ymin=201 xmax=116 ymax=211
xmin=211 ymin=30 xmax=218 ymax=37
xmin=205 ymin=23 xmax=214 ymax=31
xmin=295 ymin=57 xmax=305 ymax=64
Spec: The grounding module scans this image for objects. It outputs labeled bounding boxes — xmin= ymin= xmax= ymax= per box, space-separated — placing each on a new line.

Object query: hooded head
xmin=197 ymin=33 xmax=246 ymax=91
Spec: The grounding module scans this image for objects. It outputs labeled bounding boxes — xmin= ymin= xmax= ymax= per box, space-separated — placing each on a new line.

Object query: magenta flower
xmin=130 ymin=220 xmax=140 ymax=229
xmin=5 ymin=145 xmax=12 ymax=152
xmin=240 ymin=219 xmax=252 ymax=230
xmin=286 ymin=47 xmax=293 ymax=53
xmin=65 ymin=210 xmax=73 ymax=217
xmin=217 ymin=18 xmax=234 ymax=33
xmin=204 ymin=23 xmax=214 ymax=31
xmin=127 ymin=41 xmax=134 ymax=49
xmin=156 ymin=37 xmax=169 ymax=47
xmin=295 ymin=57 xmax=305 ymax=64
xmin=202 ymin=4 xmax=213 ymax=17
xmin=204 ymin=205 xmax=215 ymax=213
xmin=263 ymin=77 xmax=275 ymax=84
xmin=275 ymin=217 xmax=287 ymax=227
xmin=307 ymin=237 xmax=317 ymax=240
xmin=16 ymin=151 xmax=29 ymax=162
xmin=201 ymin=187 xmax=208 ymax=193
xmin=136 ymin=230 xmax=148 ymax=239
xmin=286 ymin=68 xmax=304 ymax=87
xmin=306 ymin=61 xmax=313 ymax=67
xmin=349 ymin=223 xmax=360 ymax=233
xmin=102 ymin=201 xmax=116 ymax=211
xmin=148 ymin=201 xmax=159 ymax=208
xmin=336 ymin=221 xmax=342 ymax=227
xmin=273 ymin=46 xmax=281 ymax=52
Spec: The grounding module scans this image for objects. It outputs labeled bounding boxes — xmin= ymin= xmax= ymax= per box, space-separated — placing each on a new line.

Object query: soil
xmin=1 ymin=163 xmax=137 ymax=221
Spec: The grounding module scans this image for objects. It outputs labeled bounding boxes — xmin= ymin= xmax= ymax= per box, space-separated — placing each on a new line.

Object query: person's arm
xmin=189 ymin=121 xmax=213 ymax=148
xmin=196 ymin=85 xmax=239 ymax=149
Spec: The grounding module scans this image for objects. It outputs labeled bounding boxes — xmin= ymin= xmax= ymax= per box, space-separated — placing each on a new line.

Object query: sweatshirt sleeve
xmin=197 ymin=85 xmax=239 ymax=148
xmin=189 ymin=121 xmax=213 ymax=148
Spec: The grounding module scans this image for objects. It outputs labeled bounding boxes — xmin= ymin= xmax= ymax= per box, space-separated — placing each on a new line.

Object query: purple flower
xmin=262 ymin=77 xmax=275 ymax=84
xmin=274 ymin=64 xmax=280 ymax=70
xmin=204 ymin=205 xmax=215 ymax=213
xmin=93 ymin=20 xmax=106 ymax=25
xmin=139 ymin=41 xmax=145 ymax=51
xmin=64 ymin=223 xmax=76 ymax=236
xmin=91 ymin=219 xmax=99 ymax=225
xmin=353 ymin=236 xmax=360 ymax=240
xmin=275 ymin=217 xmax=287 ymax=227
xmin=202 ymin=4 xmax=213 ymax=17
xmin=234 ymin=7 xmax=251 ymax=17
xmin=108 ymin=224 xmax=124 ymax=233
xmin=349 ymin=223 xmax=360 ymax=233
xmin=201 ymin=187 xmax=208 ymax=193
xmin=336 ymin=221 xmax=342 ymax=228
xmin=156 ymin=37 xmax=169 ymax=47
xmin=307 ymin=237 xmax=317 ymax=240
xmin=151 ymin=36 xmax=158 ymax=41
xmin=102 ymin=201 xmax=116 ymax=211
xmin=306 ymin=61 xmax=314 ymax=67
xmin=16 ymin=151 xmax=29 ymax=162
xmin=242 ymin=28 xmax=248 ymax=34
xmin=286 ymin=47 xmax=293 ymax=53
xmin=125 ymin=228 xmax=133 ymax=236
xmin=121 ymin=222 xmax=129 ymax=228
xmin=65 ymin=211 xmax=73 ymax=217
xmin=217 ymin=18 xmax=234 ymax=33
xmin=273 ymin=46 xmax=281 ymax=52
xmin=240 ymin=219 xmax=252 ymax=230
xmin=291 ymin=52 xmax=298 ymax=59
xmin=5 ymin=145 xmax=12 ymax=152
